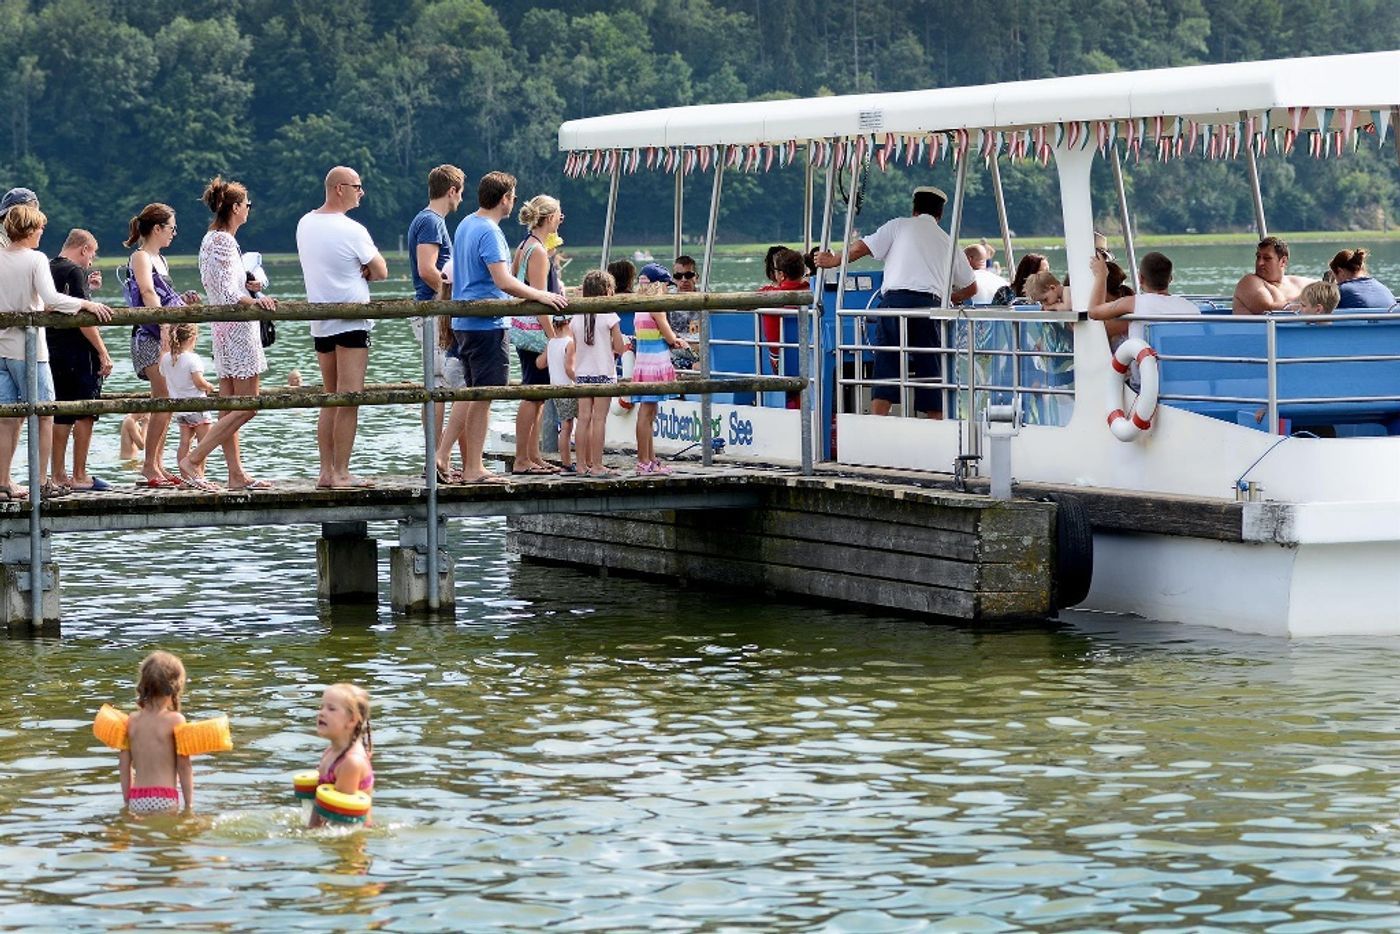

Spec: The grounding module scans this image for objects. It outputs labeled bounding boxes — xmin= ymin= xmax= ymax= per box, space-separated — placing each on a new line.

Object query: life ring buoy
xmin=314 ymin=784 xmax=372 ymax=824
xmin=1107 ymin=337 xmax=1160 ymax=441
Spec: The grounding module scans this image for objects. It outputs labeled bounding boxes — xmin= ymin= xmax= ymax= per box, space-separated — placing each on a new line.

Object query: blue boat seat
xmin=1150 ymin=316 xmax=1400 ymax=433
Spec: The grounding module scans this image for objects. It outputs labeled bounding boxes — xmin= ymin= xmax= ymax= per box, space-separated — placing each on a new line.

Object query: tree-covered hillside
xmin=1 ymin=0 xmax=1396 ymax=252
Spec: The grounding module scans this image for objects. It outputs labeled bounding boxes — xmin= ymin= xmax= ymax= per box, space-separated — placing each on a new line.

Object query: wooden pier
xmin=0 ymin=465 xmax=1064 ymax=626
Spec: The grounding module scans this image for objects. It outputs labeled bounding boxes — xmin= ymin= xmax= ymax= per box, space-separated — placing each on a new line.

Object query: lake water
xmin=2 ymin=239 xmax=1398 ymax=930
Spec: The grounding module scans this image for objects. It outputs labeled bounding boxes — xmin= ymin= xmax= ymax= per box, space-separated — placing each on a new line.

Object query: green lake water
xmin=1 ymin=240 xmax=1398 ymax=930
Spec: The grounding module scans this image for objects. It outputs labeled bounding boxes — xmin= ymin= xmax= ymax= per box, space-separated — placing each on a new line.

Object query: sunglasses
xmin=673 ymin=270 xmax=697 ymax=280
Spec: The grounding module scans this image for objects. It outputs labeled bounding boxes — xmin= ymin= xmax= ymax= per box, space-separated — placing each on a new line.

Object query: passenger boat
xmin=558 ymin=51 xmax=1400 ymax=637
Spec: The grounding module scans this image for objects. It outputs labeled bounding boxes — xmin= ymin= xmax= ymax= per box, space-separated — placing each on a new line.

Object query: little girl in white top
xmin=540 ymin=315 xmax=578 ymax=472
xmin=160 ymin=323 xmax=217 ymax=490
xmin=570 ymin=271 xmax=626 ymax=477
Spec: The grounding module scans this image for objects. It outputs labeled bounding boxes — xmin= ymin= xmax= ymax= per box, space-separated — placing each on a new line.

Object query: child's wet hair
xmin=328 ymin=682 xmax=373 ymax=756
xmin=136 ymin=651 xmax=186 ymax=711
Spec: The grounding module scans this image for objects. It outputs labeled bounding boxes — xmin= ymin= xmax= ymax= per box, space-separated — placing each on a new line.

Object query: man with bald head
xmin=965 ymin=242 xmax=1009 ymax=304
xmin=296 ymin=165 xmax=388 ymax=488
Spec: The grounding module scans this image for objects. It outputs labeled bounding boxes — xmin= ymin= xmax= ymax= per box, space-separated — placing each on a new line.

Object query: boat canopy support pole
xmin=803 ymin=151 xmax=815 ymax=255
xmin=1111 ymin=145 xmax=1139 ymax=287
xmin=945 ymin=153 xmax=972 ymax=458
xmin=699 ymin=160 xmax=724 ymax=466
xmin=815 ymin=145 xmax=837 ymax=433
xmin=989 ymin=150 xmax=1015 ymax=274
xmin=673 ymin=163 xmax=684 ymax=263
xmin=1242 ymin=111 xmax=1268 ymax=239
xmin=600 ymin=159 xmax=621 ymax=268
xmin=1054 ymin=144 xmax=1097 ymax=314
xmin=834 ymin=141 xmax=862 ymax=421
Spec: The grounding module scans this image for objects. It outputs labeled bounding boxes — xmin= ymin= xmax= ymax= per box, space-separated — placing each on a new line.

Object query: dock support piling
xmin=0 ymin=528 xmax=58 ymax=628
xmin=390 ymin=519 xmax=454 ymax=614
xmin=316 ymin=521 xmax=378 ymax=603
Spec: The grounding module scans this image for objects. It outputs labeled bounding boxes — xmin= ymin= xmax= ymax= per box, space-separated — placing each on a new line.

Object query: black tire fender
xmin=1043 ymin=493 xmax=1093 ymax=611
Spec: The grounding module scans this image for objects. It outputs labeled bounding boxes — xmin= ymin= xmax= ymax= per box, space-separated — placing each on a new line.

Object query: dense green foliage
xmin=1 ymin=0 xmax=1396 ymax=253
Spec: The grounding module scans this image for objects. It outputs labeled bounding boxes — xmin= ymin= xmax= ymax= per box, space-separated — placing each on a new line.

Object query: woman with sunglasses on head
xmin=180 ymin=176 xmax=277 ymax=491
xmin=124 ymin=203 xmax=200 ymax=489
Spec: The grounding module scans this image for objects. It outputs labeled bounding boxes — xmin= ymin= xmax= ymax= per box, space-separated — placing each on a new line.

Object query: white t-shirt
xmin=545 ymin=335 xmax=574 ymax=385
xmin=160 ymin=351 xmax=207 ymax=399
xmin=970 ymin=268 xmax=1010 ymax=304
xmin=0 ymin=247 xmax=84 ymax=362
xmin=295 ymin=210 xmax=380 ymax=337
xmin=570 ymin=313 xmax=620 ymax=379
xmin=861 ymin=214 xmax=975 ymax=299
xmin=1130 ymin=291 xmax=1201 ymax=342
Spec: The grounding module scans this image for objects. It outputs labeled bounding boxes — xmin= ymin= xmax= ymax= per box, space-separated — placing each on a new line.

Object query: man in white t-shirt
xmin=296 ymin=165 xmax=388 ymax=489
xmin=1088 ymin=251 xmax=1200 ymax=342
xmin=966 ymin=243 xmax=1010 ymax=305
xmin=814 ymin=187 xmax=976 ymax=418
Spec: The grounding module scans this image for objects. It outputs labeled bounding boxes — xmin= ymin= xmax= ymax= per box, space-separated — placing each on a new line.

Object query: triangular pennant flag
xmin=1053 ymin=122 xmax=1065 ymax=149
xmin=764 ymin=145 xmax=775 ymax=172
xmin=1378 ymin=109 xmax=1392 ymax=148
xmin=1315 ymin=107 xmax=1330 ymax=135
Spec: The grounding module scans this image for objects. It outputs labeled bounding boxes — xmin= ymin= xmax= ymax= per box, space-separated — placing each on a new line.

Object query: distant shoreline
xmin=151 ymin=229 xmax=1399 ymax=269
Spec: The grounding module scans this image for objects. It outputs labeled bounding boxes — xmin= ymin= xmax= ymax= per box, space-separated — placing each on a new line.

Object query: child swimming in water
xmin=311 ymin=682 xmax=374 ymax=827
xmin=120 ymin=650 xmax=193 ymax=815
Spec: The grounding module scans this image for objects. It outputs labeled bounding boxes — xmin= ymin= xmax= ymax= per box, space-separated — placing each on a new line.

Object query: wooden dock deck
xmin=1 ymin=459 xmax=1272 ymax=626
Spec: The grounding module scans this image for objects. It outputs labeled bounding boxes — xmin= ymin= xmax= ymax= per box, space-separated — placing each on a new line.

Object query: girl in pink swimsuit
xmin=121 ymin=651 xmax=195 ymax=815
xmin=310 ymin=682 xmax=374 ymax=827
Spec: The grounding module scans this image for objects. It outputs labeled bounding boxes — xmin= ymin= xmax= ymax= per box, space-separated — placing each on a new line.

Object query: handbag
xmin=508 ymin=325 xmax=547 ymax=354
xmin=259 ymin=318 xmax=276 ymax=348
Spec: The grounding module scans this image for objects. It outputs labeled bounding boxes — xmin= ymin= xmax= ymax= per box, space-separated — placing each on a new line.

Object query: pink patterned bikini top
xmin=320 ymin=746 xmax=374 ymax=792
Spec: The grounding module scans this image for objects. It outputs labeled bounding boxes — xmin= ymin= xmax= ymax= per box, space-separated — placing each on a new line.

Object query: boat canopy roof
xmin=559 ymin=51 xmax=1400 ymax=152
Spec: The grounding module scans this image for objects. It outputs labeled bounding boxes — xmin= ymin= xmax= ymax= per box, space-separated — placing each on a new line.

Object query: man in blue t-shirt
xmin=407 ymin=164 xmax=464 ymax=302
xmin=437 ymin=171 xmax=568 ymax=483
xmin=407 ymin=164 xmax=464 ymax=451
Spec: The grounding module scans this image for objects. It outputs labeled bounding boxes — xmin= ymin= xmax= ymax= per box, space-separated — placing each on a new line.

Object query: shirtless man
xmin=1233 ymin=236 xmax=1313 ymax=315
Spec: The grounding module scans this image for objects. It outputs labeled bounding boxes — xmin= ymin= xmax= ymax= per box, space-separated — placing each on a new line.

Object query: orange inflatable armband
xmin=173 ymin=715 xmax=233 ymax=756
xmin=93 ymin=704 xmax=129 ymax=751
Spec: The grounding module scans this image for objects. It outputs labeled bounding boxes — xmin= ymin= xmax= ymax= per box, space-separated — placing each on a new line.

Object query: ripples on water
xmin=2 ymin=245 xmax=1399 ymax=929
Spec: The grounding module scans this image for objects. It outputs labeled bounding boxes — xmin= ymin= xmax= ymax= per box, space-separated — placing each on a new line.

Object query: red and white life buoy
xmin=1107 ymin=337 xmax=1159 ymax=441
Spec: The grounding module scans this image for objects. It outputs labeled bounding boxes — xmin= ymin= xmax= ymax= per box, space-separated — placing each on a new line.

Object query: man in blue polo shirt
xmin=436 ymin=171 xmax=567 ymax=483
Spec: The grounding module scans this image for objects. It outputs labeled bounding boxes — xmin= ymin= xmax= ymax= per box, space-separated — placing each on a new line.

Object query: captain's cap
xmin=913 ymin=185 xmax=948 ymax=201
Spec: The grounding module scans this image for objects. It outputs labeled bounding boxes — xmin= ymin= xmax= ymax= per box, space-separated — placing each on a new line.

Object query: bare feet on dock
xmin=0 ymin=484 xmax=28 ymax=501
xmin=318 ymin=474 xmax=375 ymax=490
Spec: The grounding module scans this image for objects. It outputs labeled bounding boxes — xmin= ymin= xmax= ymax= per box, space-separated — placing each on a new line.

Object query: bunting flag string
xmin=560 ymin=105 xmax=1389 ymax=176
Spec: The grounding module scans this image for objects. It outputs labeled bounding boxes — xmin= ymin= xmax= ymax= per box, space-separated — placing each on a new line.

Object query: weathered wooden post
xmin=316 ymin=521 xmax=378 ymax=603
xmin=390 ymin=519 xmax=454 ymax=614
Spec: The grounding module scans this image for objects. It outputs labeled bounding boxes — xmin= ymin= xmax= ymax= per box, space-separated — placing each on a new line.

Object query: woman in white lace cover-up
xmin=182 ymin=176 xmax=277 ymax=491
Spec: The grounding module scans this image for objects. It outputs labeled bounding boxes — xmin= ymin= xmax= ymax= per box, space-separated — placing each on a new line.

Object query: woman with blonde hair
xmin=180 ymin=176 xmax=277 ymax=490
xmin=509 ymin=194 xmax=565 ymax=473
xmin=123 ymin=202 xmax=200 ymax=488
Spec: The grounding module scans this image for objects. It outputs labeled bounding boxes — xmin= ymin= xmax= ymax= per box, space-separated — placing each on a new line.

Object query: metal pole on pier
xmin=422 ymin=307 xmax=440 ymax=610
xmin=1111 ymin=145 xmax=1140 ymax=287
xmin=989 ymin=150 xmax=1015 ymax=273
xmin=699 ymin=159 xmax=725 ymax=466
xmin=1242 ymin=111 xmax=1268 ymax=240
xmin=600 ymin=158 xmax=621 ymax=267
xmin=24 ymin=327 xmax=40 ymax=627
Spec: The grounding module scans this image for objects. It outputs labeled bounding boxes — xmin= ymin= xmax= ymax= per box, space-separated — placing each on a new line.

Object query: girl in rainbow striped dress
xmin=630 ymin=290 xmax=692 ymax=475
